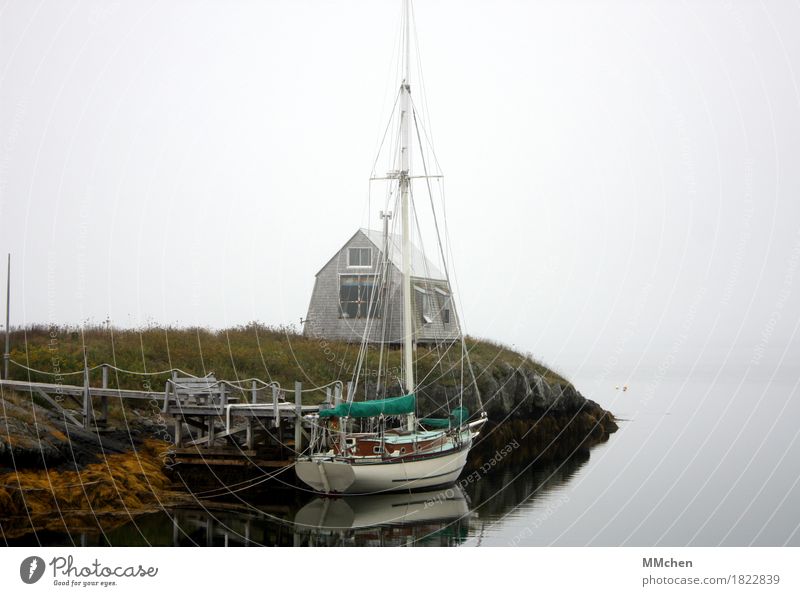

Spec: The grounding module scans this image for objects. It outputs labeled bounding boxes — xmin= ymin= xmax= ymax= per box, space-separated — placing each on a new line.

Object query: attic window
xmin=348 ymin=247 xmax=372 ymax=268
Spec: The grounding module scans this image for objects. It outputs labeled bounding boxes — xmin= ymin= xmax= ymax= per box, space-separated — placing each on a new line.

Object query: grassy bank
xmin=4 ymin=323 xmax=569 ymax=402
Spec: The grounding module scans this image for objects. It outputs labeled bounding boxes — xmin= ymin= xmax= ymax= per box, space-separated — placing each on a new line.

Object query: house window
xmin=415 ymin=287 xmax=433 ymax=325
xmin=340 ymin=275 xmax=381 ymax=319
xmin=436 ymin=289 xmax=451 ymax=326
xmin=414 ymin=286 xmax=433 ymax=325
xmin=348 ymin=247 xmax=372 ymax=268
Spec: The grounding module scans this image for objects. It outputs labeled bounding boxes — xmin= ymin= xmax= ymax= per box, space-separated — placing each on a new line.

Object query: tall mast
xmin=400 ymin=0 xmax=415 ymax=429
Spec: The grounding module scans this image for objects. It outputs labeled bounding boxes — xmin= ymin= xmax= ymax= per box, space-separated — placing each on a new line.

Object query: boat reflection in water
xmin=292 ymin=487 xmax=472 ymax=547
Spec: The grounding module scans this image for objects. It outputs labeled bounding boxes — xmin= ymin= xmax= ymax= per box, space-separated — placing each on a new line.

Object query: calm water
xmin=6 ymin=376 xmax=799 ymax=546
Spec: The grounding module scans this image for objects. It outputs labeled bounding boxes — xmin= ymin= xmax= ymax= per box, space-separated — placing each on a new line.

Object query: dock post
xmin=82 ymin=364 xmax=90 ymax=428
xmin=100 ymin=364 xmax=108 ymax=427
xmin=246 ymin=417 xmax=254 ymax=450
xmin=272 ymin=385 xmax=279 ymax=427
xmin=294 ymin=382 xmax=302 ymax=453
xmin=207 ymin=417 xmax=215 ymax=447
xmin=346 ymin=381 xmax=354 ymax=403
xmin=251 ymin=380 xmax=257 ymax=404
xmin=219 ymin=383 xmax=226 ymax=407
xmin=334 ymin=384 xmax=342 ymax=406
xmin=172 ymin=516 xmax=180 ymax=547
xmin=174 ymin=416 xmax=183 ymax=448
xmin=326 ymin=386 xmax=331 ymax=406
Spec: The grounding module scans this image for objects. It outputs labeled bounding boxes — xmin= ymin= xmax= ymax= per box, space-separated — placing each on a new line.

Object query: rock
xmin=0 ymin=393 xmax=141 ymax=471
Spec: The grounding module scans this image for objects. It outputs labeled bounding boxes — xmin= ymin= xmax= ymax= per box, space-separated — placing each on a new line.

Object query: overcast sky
xmin=2 ymin=0 xmax=799 ymax=385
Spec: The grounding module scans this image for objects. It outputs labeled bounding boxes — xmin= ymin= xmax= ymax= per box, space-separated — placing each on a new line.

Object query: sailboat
xmin=295 ymin=0 xmax=486 ymax=495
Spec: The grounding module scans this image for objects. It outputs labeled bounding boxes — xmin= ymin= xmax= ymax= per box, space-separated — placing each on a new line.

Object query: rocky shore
xmin=0 ymin=391 xmax=178 ymax=539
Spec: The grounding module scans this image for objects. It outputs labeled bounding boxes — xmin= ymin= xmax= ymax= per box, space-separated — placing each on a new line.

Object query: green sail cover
xmin=318 ymin=393 xmax=415 ymax=418
xmin=420 ymin=407 xmax=470 ymax=428
xmin=451 ymin=407 xmax=469 ymax=425
xmin=419 ymin=417 xmax=451 ymax=428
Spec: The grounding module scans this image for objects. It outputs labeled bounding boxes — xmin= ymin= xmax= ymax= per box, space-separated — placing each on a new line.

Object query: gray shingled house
xmin=303 ymin=228 xmax=459 ymax=344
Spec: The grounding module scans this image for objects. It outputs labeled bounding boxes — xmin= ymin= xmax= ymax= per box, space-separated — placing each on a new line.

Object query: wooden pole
xmin=174 ymin=417 xmax=183 ymax=448
xmin=172 ymin=516 xmax=180 ymax=546
xmin=207 ymin=414 xmax=215 ymax=447
xmin=100 ymin=364 xmax=109 ymax=426
xmin=82 ymin=361 xmax=90 ymax=428
xmin=272 ymin=385 xmax=279 ymax=427
xmin=294 ymin=381 xmax=302 ymax=453
xmin=3 ymin=253 xmax=9 ymax=381
xmin=247 ymin=380 xmax=257 ymax=450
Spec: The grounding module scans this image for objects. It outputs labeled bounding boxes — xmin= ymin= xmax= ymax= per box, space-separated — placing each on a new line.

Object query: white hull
xmin=296 ymin=440 xmax=472 ymax=495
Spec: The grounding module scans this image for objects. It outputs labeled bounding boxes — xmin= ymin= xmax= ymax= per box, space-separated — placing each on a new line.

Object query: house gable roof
xmin=314 ymin=229 xmax=447 ymax=281
xmin=359 ymin=228 xmax=446 ymax=281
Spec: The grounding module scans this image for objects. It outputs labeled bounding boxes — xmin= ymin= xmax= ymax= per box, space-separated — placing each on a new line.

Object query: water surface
xmin=5 ymin=376 xmax=798 ymax=546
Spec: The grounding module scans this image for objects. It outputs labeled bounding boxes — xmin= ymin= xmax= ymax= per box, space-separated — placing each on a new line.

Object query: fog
xmin=2 ymin=0 xmax=799 ymax=385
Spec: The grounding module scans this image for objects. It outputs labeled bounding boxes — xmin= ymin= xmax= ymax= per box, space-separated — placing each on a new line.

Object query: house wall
xmin=303 ymin=230 xmax=460 ymax=344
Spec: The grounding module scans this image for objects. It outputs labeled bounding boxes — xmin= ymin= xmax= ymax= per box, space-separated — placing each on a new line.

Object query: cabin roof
xmin=359 ymin=228 xmax=446 ymax=281
xmin=315 ymin=228 xmax=447 ymax=281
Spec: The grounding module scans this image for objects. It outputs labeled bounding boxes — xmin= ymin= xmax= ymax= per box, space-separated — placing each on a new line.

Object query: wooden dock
xmin=0 ymin=367 xmax=343 ymax=470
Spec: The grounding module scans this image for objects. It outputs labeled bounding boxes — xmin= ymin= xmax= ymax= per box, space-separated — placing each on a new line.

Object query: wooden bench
xmin=161 ymin=374 xmax=240 ymax=413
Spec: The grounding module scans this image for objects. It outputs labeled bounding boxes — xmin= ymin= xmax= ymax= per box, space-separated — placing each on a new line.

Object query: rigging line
xmin=349 ymin=264 xmax=383 ymax=397
xmin=409 ymin=0 xmax=437 ymax=162
xmin=411 ymin=336 xmax=459 ymax=383
xmin=414 ymin=342 xmax=461 ymax=391
xmin=348 ymin=226 xmax=396 ymax=399
xmin=370 ymin=89 xmax=402 ymax=179
xmin=370 ymin=8 xmax=404 ymax=175
xmin=374 ymin=218 xmax=394 ymax=398
xmin=411 ymin=107 xmax=451 ymax=288
xmin=399 ymin=164 xmax=455 ymax=392
xmin=411 ymin=106 xmax=483 ymax=412
xmin=251 ymin=326 xmax=277 ymax=386
xmin=189 ymin=464 xmax=296 ymax=499
xmin=411 ymin=340 xmax=463 ymax=395
xmin=405 ymin=119 xmax=451 ymax=378
xmin=434 ymin=174 xmax=474 ymax=394
xmin=188 ymin=462 xmax=295 ymax=497
xmin=409 ymin=95 xmax=444 ymax=177
xmin=360 ymin=234 xmax=393 ymax=391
